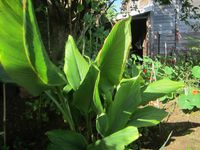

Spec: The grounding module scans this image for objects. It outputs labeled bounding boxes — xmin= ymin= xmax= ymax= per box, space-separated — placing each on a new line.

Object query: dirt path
xmin=164 ymin=101 xmax=200 ymax=150
xmin=140 ymin=100 xmax=200 ymax=150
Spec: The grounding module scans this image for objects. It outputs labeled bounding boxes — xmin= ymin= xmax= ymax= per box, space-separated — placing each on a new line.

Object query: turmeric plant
xmin=0 ymin=0 xmax=184 ymax=149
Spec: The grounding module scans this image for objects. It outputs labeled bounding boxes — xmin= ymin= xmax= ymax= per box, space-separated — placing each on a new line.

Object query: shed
xmin=117 ymin=0 xmax=200 ymax=57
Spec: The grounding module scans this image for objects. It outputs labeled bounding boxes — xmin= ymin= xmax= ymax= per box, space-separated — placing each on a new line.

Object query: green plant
xmin=75 ymin=0 xmax=117 ymax=59
xmin=177 ymin=66 xmax=200 ymax=110
xmin=0 ymin=0 xmax=184 ymax=149
xmin=167 ymin=57 xmax=200 ymax=110
xmin=177 ymin=88 xmax=200 ymax=110
xmin=141 ymin=56 xmax=178 ymax=81
xmin=192 ymin=66 xmax=200 ymax=79
xmin=24 ymin=94 xmax=60 ymax=122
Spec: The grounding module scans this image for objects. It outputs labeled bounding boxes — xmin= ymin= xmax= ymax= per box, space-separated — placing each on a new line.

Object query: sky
xmin=113 ymin=0 xmax=122 ymax=12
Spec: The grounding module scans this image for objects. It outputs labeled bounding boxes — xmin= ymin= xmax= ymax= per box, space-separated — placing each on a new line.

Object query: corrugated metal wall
xmin=123 ymin=0 xmax=200 ymax=56
xmin=151 ymin=3 xmax=176 ymax=55
xmin=150 ymin=1 xmax=200 ymax=55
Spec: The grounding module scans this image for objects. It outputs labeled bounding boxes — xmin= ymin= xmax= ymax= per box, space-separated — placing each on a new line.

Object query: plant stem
xmin=46 ymin=89 xmax=75 ymax=131
xmin=89 ymin=27 xmax=92 ymax=57
xmin=57 ymin=89 xmax=75 ymax=131
xmin=46 ymin=6 xmax=51 ymax=56
xmin=86 ymin=114 xmax=93 ymax=142
xmin=3 ymin=84 xmax=6 ymax=145
xmin=45 ymin=91 xmax=72 ymax=128
xmin=68 ymin=0 xmax=72 ymax=34
xmin=63 ymin=97 xmax=75 ymax=131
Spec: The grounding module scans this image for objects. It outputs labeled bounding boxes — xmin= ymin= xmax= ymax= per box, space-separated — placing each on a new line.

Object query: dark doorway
xmin=131 ymin=17 xmax=147 ymax=58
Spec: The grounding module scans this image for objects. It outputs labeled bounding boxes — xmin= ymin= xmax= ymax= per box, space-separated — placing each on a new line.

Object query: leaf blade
xmin=96 ymin=18 xmax=132 ymax=91
xmin=64 ymin=35 xmax=89 ymax=90
xmin=46 ymin=130 xmax=87 ymax=150
xmin=142 ymin=79 xmax=184 ymax=104
xmin=88 ymin=126 xmax=139 ymax=150
xmin=128 ymin=106 xmax=168 ymax=128
xmin=106 ymin=76 xmax=141 ymax=135
xmin=73 ymin=64 xmax=99 ymax=115
xmin=0 ymin=0 xmax=65 ymax=95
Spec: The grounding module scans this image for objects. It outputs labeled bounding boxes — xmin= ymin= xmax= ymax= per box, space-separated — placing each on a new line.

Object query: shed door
xmin=131 ymin=18 xmax=147 ymax=58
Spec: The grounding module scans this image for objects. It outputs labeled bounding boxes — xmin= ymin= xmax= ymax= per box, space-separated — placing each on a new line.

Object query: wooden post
xmin=3 ymin=84 xmax=6 ymax=145
xmin=157 ymin=32 xmax=160 ymax=55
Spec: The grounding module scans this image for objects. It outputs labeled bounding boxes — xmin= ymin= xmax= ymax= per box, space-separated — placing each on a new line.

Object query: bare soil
xmin=164 ymin=100 xmax=200 ymax=150
xmin=141 ymin=100 xmax=200 ymax=150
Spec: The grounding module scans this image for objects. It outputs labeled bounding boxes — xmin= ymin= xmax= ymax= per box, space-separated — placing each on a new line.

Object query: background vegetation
xmin=0 ymin=0 xmax=200 ymax=149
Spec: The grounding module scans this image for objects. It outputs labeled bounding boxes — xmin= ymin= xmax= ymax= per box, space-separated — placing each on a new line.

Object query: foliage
xmin=47 ymin=130 xmax=87 ymax=150
xmin=192 ymin=66 xmax=200 ymax=79
xmin=0 ymin=0 xmax=66 ymax=95
xmin=87 ymin=126 xmax=139 ymax=150
xmin=0 ymin=0 xmax=184 ymax=149
xmin=127 ymin=106 xmax=168 ymax=128
xmin=24 ymin=94 xmax=60 ymax=122
xmin=125 ymin=55 xmax=177 ymax=82
xmin=177 ymin=88 xmax=200 ymax=110
xmin=177 ymin=66 xmax=200 ymax=110
xmin=30 ymin=0 xmax=116 ymax=62
xmin=126 ymin=52 xmax=200 ymax=111
xmin=73 ymin=0 xmax=117 ymax=58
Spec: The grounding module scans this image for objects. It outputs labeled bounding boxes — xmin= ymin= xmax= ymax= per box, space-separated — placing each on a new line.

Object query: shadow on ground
xmin=139 ymin=121 xmax=200 ymax=150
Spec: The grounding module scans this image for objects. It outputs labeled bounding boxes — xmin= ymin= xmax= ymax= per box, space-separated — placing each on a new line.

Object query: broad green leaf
xmin=95 ymin=18 xmax=132 ymax=91
xmin=63 ymin=84 xmax=73 ymax=93
xmin=190 ymin=93 xmax=200 ymax=108
xmin=144 ymin=79 xmax=184 ymax=93
xmin=142 ymin=79 xmax=184 ymax=104
xmin=177 ymin=94 xmax=194 ymax=110
xmin=96 ymin=113 xmax=109 ymax=136
xmin=159 ymin=93 xmax=174 ymax=102
xmin=131 ymin=64 xmax=140 ymax=78
xmin=164 ymin=66 xmax=174 ymax=75
xmin=106 ymin=76 xmax=141 ymax=135
xmin=192 ymin=66 xmax=200 ymax=79
xmin=88 ymin=126 xmax=139 ymax=150
xmin=73 ymin=64 xmax=99 ymax=115
xmin=64 ymin=35 xmax=89 ymax=90
xmin=0 ymin=0 xmax=65 ymax=95
xmin=46 ymin=130 xmax=87 ymax=150
xmin=128 ymin=106 xmax=167 ymax=128
xmin=23 ymin=0 xmax=65 ymax=85
xmin=93 ymin=69 xmax=104 ymax=115
xmin=177 ymin=89 xmax=200 ymax=110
